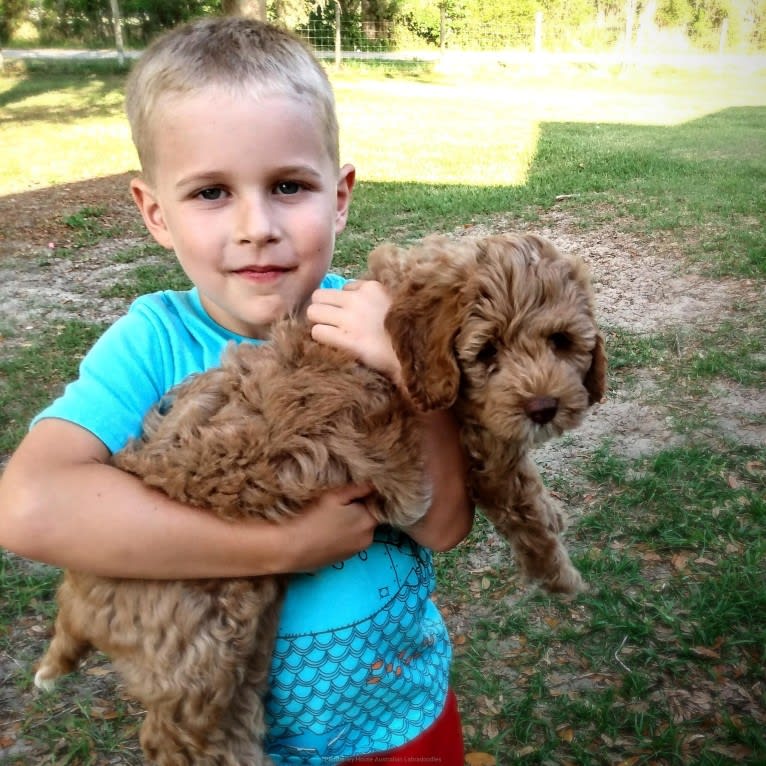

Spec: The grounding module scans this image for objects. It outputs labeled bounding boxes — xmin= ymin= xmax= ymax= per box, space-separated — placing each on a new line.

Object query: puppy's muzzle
xmin=525 ymin=396 xmax=559 ymax=425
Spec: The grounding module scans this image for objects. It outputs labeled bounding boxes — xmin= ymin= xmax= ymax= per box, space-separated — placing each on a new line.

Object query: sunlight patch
xmin=335 ymin=81 xmax=538 ymax=186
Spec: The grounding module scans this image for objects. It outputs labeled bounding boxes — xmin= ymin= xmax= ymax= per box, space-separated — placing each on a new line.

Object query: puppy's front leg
xmin=482 ymin=456 xmax=584 ymax=594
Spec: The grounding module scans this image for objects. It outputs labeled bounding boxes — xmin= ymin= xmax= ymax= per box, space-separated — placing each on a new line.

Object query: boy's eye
xmin=198 ymin=187 xmax=226 ymax=201
xmin=275 ymin=181 xmax=302 ymax=195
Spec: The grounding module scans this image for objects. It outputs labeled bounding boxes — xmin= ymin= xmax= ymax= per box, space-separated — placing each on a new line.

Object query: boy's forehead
xmin=153 ymin=86 xmax=330 ymax=135
xmin=151 ymin=87 xmax=321 ymax=132
xmin=155 ymin=83 xmax=295 ymax=111
xmin=146 ymin=88 xmax=338 ymax=171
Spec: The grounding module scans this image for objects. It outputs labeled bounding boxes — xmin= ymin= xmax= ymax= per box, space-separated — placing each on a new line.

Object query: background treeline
xmin=1 ymin=0 xmax=764 ymax=52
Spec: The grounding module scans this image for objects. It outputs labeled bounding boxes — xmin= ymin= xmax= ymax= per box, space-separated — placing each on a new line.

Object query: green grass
xmin=337 ymin=106 xmax=766 ymax=278
xmin=17 ymin=693 xmax=143 ymax=766
xmin=525 ymin=108 xmax=766 ymax=277
xmin=0 ymin=555 xmax=59 ymax=633
xmin=61 ymin=205 xmax=126 ymax=247
xmin=0 ymin=321 xmax=106 ymax=455
xmin=0 ymin=64 xmax=135 ymax=193
xmin=1 ymin=59 xmax=765 ymax=764
xmin=445 ymin=445 xmax=766 ymax=763
xmin=99 ymin=262 xmax=191 ymax=300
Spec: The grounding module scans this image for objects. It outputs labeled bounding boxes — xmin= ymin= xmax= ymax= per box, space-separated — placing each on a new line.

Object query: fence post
xmin=334 ymin=0 xmax=341 ymax=67
xmin=535 ymin=11 xmax=543 ymax=52
xmin=719 ymin=17 xmax=729 ymax=54
xmin=439 ymin=3 xmax=446 ymax=52
xmin=623 ymin=0 xmax=636 ymax=62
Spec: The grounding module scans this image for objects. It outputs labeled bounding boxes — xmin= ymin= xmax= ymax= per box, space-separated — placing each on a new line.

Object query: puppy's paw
xmin=34 ymin=664 xmax=59 ymax=691
xmin=544 ymin=562 xmax=586 ymax=595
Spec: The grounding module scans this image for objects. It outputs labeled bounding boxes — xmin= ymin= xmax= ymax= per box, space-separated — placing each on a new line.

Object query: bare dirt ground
xmin=2 ymin=178 xmax=763 ymax=457
xmin=1 ymin=176 xmax=764 ymax=763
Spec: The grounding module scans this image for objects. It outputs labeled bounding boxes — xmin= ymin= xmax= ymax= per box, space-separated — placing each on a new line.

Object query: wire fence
xmin=3 ymin=11 xmax=763 ymax=74
xmin=295 ymin=15 xmax=614 ymax=56
xmin=291 ymin=17 xmax=765 ymax=74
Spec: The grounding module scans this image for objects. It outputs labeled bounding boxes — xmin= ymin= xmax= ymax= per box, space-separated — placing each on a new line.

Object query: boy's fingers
xmin=311 ymin=288 xmax=348 ymax=307
xmin=306 ymin=301 xmax=345 ymax=327
xmin=312 ymin=280 xmax=368 ymax=306
xmin=309 ymin=323 xmax=346 ymax=351
xmin=333 ymin=483 xmax=375 ymax=504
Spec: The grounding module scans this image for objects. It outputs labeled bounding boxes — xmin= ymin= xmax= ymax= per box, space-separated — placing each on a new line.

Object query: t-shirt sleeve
xmin=33 ymin=278 xmax=345 ymax=453
xmin=320 ymin=273 xmax=348 ymax=290
xmin=32 ymin=307 xmax=172 ymax=454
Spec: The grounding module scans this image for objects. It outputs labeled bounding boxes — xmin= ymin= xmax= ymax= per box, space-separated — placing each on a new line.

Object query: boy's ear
xmin=130 ymin=178 xmax=174 ymax=250
xmin=335 ymin=163 xmax=355 ymax=234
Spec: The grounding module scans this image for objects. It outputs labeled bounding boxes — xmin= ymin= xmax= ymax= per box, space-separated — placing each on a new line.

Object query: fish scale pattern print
xmin=265 ymin=527 xmax=452 ymax=763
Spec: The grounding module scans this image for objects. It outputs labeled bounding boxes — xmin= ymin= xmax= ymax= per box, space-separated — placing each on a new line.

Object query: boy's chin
xmin=200 ymin=294 xmax=296 ymax=339
xmin=243 ymin=299 xmax=310 ymax=337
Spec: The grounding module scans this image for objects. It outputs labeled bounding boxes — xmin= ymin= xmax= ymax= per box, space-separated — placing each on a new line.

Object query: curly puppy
xmin=34 ymin=233 xmax=605 ymax=765
xmin=375 ymin=233 xmax=605 ymax=592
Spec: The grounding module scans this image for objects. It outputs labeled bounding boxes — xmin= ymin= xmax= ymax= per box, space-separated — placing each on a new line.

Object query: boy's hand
xmin=278 ymin=484 xmax=378 ymax=573
xmin=307 ymin=281 xmax=402 ymax=386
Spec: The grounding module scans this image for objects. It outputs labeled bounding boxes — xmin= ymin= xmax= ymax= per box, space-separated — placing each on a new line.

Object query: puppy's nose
xmin=525 ymin=396 xmax=559 ymax=425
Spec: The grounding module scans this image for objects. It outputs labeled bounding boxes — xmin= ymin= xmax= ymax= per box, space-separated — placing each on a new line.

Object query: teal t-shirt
xmin=33 ymin=282 xmax=452 ymax=761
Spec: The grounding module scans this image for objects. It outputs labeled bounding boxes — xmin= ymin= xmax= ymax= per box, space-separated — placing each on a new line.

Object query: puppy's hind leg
xmin=218 ymin=588 xmax=285 ymax=766
xmin=35 ymin=587 xmax=93 ymax=691
xmin=138 ymin=679 xmax=255 ymax=766
xmin=138 ymin=579 xmax=284 ymax=766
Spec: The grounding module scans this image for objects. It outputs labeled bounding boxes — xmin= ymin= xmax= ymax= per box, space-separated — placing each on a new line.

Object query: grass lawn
xmin=1 ymin=55 xmax=765 ymax=764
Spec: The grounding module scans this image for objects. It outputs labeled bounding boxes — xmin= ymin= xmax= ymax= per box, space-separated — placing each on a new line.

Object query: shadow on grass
xmin=0 ymin=172 xmax=142 ymax=251
xmin=0 ymin=98 xmax=765 ymax=763
xmin=0 ymin=60 xmax=129 ymax=120
xmin=0 ymin=104 xmax=763 ymax=276
xmin=338 ymin=105 xmax=766 ymax=278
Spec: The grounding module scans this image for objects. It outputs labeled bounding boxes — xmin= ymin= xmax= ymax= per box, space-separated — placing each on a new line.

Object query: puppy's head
xmin=372 ymin=233 xmax=606 ymax=445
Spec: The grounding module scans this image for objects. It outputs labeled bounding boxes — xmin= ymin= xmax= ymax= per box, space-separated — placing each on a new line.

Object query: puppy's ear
xmin=366 ymin=242 xmax=408 ymax=287
xmin=385 ymin=284 xmax=465 ymax=411
xmin=369 ymin=237 xmax=473 ymax=411
xmin=585 ymin=333 xmax=607 ymax=405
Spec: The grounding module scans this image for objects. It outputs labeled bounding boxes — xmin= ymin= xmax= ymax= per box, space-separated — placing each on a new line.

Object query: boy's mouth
xmin=233 ymin=265 xmax=292 ymax=282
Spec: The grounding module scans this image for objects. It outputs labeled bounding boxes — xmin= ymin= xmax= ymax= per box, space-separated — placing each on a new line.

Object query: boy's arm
xmin=0 ymin=419 xmax=377 ymax=579
xmin=309 ymin=280 xmax=474 ymax=552
xmin=406 ymin=408 xmax=474 ymax=552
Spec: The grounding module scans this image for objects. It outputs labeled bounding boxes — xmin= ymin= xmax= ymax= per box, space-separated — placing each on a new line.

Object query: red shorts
xmin=337 ymin=689 xmax=464 ymax=766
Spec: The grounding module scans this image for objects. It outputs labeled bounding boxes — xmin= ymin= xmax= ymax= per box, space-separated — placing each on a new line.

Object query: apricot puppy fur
xmin=35 ymin=233 xmax=606 ymax=765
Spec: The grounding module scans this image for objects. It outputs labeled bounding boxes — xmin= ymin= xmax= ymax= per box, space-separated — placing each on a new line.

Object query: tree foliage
xmin=2 ymin=0 xmax=764 ymax=49
xmin=17 ymin=0 xmax=215 ymax=46
xmin=0 ymin=0 xmax=29 ymax=42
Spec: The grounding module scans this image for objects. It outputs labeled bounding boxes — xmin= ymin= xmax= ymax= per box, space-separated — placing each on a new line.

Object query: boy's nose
xmin=234 ymin=194 xmax=279 ymax=245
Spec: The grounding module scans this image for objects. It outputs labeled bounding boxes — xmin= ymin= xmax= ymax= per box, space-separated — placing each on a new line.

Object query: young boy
xmin=0 ymin=16 xmax=472 ymax=765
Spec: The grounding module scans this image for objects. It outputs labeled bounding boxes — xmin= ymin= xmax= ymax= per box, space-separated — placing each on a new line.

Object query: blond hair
xmin=125 ymin=16 xmax=339 ymax=181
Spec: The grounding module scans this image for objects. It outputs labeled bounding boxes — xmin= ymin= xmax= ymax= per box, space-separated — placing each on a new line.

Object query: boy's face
xmin=131 ymin=88 xmax=354 ymax=339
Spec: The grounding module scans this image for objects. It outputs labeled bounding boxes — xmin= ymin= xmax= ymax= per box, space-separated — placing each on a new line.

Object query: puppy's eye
xmin=550 ymin=332 xmax=574 ymax=351
xmin=476 ymin=341 xmax=498 ymax=365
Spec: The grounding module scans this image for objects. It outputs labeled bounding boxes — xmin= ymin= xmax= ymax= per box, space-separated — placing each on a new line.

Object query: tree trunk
xmin=221 ymin=0 xmax=267 ymax=20
xmin=109 ymin=0 xmax=125 ymax=66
